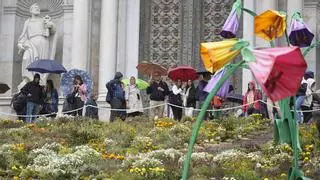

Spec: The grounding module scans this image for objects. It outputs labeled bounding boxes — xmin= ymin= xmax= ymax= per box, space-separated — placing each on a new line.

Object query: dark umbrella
xmin=0 ymin=83 xmax=10 ymax=94
xmin=27 ymin=59 xmax=67 ymax=74
xmin=196 ymin=62 xmax=212 ymax=75
xmin=226 ymin=94 xmax=243 ymax=104
xmin=168 ymin=66 xmax=198 ymax=82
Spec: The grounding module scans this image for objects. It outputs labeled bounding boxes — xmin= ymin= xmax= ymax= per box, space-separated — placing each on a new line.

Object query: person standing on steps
xmin=169 ymin=79 xmax=185 ymax=121
xmin=20 ymin=73 xmax=45 ymax=123
xmin=125 ymin=76 xmax=144 ymax=117
xmin=183 ymin=80 xmax=197 ymax=117
xmin=242 ymin=81 xmax=261 ymax=116
xmin=147 ymin=72 xmax=169 ymax=120
xmin=106 ymin=72 xmax=126 ymax=122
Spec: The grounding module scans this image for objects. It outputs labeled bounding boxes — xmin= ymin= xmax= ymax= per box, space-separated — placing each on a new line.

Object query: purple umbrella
xmin=289 ymin=12 xmax=314 ymax=47
xmin=204 ymin=68 xmax=231 ymax=98
xmin=220 ymin=0 xmax=241 ymax=38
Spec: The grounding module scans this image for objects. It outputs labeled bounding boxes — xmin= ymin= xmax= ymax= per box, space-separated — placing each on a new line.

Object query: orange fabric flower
xmin=254 ymin=10 xmax=286 ymax=41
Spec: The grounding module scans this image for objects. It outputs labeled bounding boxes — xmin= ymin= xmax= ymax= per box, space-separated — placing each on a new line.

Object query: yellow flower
xmin=264 ymin=178 xmax=269 ymax=180
xmin=200 ymin=39 xmax=240 ymax=73
xmin=254 ymin=10 xmax=286 ymax=41
xmin=304 ymin=157 xmax=309 ymax=162
xmin=281 ymin=173 xmax=287 ymax=177
xmin=129 ymin=169 xmax=134 ymax=173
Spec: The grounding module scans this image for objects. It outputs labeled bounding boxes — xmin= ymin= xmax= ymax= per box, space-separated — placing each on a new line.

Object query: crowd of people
xmin=10 ymin=70 xmax=320 ymax=134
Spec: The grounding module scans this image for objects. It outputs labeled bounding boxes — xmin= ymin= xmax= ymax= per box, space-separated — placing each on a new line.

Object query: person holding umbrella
xmin=20 ymin=73 xmax=45 ymax=123
xmin=125 ymin=76 xmax=144 ymax=117
xmin=147 ymin=72 xmax=169 ymax=120
xmin=70 ymin=75 xmax=88 ymax=116
xmin=169 ymin=79 xmax=185 ymax=121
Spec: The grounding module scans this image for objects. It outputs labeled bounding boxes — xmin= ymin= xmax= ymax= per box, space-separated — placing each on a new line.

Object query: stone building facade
xmin=0 ymin=0 xmax=319 ymax=119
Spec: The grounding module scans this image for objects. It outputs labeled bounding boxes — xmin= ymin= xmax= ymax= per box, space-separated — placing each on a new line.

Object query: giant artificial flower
xmin=220 ymin=0 xmax=241 ymax=38
xmin=248 ymin=47 xmax=307 ymax=102
xmin=289 ymin=12 xmax=314 ymax=47
xmin=254 ymin=10 xmax=286 ymax=41
xmin=204 ymin=68 xmax=231 ymax=98
xmin=200 ymin=39 xmax=241 ymax=73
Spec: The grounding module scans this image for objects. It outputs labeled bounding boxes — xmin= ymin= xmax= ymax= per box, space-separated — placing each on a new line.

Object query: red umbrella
xmin=168 ymin=66 xmax=199 ymax=82
xmin=248 ymin=47 xmax=307 ymax=102
xmin=136 ymin=62 xmax=167 ymax=76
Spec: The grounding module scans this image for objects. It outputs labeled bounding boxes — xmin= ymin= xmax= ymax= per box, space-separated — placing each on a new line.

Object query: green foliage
xmin=0 ymin=114 xmax=317 ymax=179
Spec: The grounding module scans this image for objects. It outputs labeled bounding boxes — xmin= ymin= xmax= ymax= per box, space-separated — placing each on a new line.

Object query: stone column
xmin=0 ymin=2 xmax=17 ymax=96
xmin=62 ymin=3 xmax=73 ymax=70
xmin=303 ymin=0 xmax=318 ymax=78
xmin=71 ymin=0 xmax=89 ymax=70
xmin=125 ymin=0 xmax=140 ymax=77
xmin=116 ymin=0 xmax=140 ymax=78
xmin=287 ymin=0 xmax=304 ymax=17
xmin=98 ymin=0 xmax=118 ymax=96
xmin=242 ymin=0 xmax=255 ymax=94
xmin=116 ymin=0 xmax=127 ymax=74
xmin=0 ymin=1 xmax=17 ymax=119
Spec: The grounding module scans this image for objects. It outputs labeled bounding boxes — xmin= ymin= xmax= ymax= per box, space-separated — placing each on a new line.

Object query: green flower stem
xmin=303 ymin=40 xmax=320 ymax=57
xmin=181 ymin=60 xmax=245 ymax=180
xmin=241 ymin=8 xmax=257 ymax=17
xmin=292 ymin=97 xmax=299 ymax=168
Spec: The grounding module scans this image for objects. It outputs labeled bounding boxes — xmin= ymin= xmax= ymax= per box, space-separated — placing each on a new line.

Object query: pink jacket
xmin=74 ymin=84 xmax=88 ymax=102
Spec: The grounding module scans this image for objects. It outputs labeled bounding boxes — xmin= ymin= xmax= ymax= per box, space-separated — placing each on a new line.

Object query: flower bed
xmin=0 ymin=115 xmax=318 ymax=179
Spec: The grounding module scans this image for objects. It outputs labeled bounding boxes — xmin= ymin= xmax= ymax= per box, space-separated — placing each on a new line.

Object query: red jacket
xmin=242 ymin=82 xmax=261 ymax=112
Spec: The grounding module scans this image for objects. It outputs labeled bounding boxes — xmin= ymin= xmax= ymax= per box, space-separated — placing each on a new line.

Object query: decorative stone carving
xmin=17 ymin=3 xmax=57 ymax=88
xmin=202 ymin=0 xmax=233 ymax=42
xmin=16 ymin=0 xmax=64 ymax=18
xmin=150 ymin=0 xmax=182 ymax=68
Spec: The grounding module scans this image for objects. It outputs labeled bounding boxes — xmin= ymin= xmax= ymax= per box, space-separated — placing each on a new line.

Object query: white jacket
xmin=303 ymin=78 xmax=316 ymax=107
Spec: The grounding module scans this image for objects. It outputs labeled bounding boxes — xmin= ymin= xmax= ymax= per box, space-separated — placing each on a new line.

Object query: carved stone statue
xmin=17 ymin=3 xmax=57 ymax=89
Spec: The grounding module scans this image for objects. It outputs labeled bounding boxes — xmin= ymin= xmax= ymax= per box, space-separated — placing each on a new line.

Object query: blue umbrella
xmin=60 ymin=69 xmax=93 ymax=96
xmin=26 ymin=59 xmax=67 ymax=74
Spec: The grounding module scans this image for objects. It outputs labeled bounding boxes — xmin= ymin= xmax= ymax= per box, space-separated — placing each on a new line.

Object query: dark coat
xmin=296 ymin=82 xmax=307 ymax=97
xmin=197 ymin=80 xmax=208 ymax=102
xmin=147 ymin=81 xmax=169 ymax=101
xmin=20 ymin=81 xmax=44 ymax=104
xmin=186 ymin=85 xmax=197 ymax=108
xmin=106 ymin=72 xmax=125 ymax=103
xmin=85 ymin=99 xmax=99 ymax=119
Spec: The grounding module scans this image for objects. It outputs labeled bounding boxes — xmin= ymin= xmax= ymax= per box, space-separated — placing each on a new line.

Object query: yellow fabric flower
xmin=254 ymin=10 xmax=286 ymax=41
xmin=200 ymin=39 xmax=240 ymax=73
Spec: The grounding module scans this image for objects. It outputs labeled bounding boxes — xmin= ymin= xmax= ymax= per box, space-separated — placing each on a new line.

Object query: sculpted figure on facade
xmin=17 ymin=3 xmax=57 ymax=88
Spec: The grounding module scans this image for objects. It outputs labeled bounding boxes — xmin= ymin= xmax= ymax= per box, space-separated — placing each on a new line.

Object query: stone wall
xmin=139 ymin=0 xmax=242 ymax=93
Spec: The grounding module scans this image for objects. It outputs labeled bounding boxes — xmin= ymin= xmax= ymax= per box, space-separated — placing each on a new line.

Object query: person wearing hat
xmin=21 ymin=73 xmax=45 ymax=123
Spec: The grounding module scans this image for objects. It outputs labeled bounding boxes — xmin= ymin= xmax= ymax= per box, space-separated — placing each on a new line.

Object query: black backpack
xmin=11 ymin=93 xmax=27 ymax=112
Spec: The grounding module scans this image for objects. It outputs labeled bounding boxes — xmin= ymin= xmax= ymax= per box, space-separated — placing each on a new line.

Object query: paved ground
xmin=201 ymin=127 xmax=274 ymax=154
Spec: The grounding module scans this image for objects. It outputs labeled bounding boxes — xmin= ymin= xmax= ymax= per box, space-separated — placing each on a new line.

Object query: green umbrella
xmin=121 ymin=78 xmax=149 ymax=90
